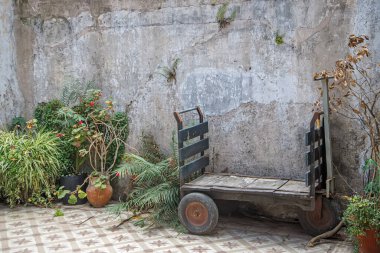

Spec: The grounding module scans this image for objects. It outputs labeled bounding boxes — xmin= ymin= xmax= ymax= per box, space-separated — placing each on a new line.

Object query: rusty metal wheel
xmin=298 ymin=198 xmax=340 ymax=236
xmin=178 ymin=193 xmax=218 ymax=235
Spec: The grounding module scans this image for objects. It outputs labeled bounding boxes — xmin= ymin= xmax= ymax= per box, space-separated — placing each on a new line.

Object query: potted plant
xmin=314 ymin=35 xmax=380 ymax=252
xmin=58 ymin=90 xmax=128 ymax=207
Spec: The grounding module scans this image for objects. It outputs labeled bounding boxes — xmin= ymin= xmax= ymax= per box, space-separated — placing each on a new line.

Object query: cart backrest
xmin=305 ymin=112 xmax=327 ymax=196
xmin=174 ymin=107 xmax=209 ymax=186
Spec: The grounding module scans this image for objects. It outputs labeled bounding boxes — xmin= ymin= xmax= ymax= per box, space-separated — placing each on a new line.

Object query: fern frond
xmin=216 ymin=3 xmax=228 ymax=22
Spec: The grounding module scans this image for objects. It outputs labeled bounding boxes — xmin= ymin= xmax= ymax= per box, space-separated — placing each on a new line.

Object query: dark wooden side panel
xmin=306 ymin=145 xmax=325 ymax=165
xmin=305 ymin=165 xmax=322 ymax=186
xmin=179 ymin=138 xmax=209 ymax=162
xmin=180 ymin=156 xmax=209 ymax=181
xmin=305 ymin=127 xmax=324 ymax=145
xmin=178 ymin=122 xmax=208 ymax=142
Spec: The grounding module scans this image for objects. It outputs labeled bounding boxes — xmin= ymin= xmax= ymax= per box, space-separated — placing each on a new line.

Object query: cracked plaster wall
xmin=6 ymin=0 xmax=380 ymax=198
xmin=0 ymin=0 xmax=24 ymax=128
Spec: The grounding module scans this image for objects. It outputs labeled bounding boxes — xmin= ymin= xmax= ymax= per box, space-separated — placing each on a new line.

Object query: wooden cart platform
xmin=182 ymin=173 xmax=310 ymax=198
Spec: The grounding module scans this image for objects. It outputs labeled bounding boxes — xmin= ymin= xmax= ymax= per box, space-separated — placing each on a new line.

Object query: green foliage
xmin=140 ymin=134 xmax=165 ymax=164
xmin=34 ymin=100 xmax=65 ymax=131
xmin=363 ymin=159 xmax=380 ymax=195
xmin=343 ymin=195 xmax=380 ymax=237
xmin=34 ymin=100 xmax=76 ymax=174
xmin=275 ymin=33 xmax=284 ymax=45
xmin=216 ymin=3 xmax=237 ymax=29
xmin=0 ymin=130 xmax=62 ymax=207
xmin=61 ymin=79 xmax=97 ymax=107
xmin=157 ymin=58 xmax=180 ymax=83
xmin=9 ymin=116 xmax=26 ymax=131
xmin=110 ymin=149 xmax=180 ymax=228
xmin=56 ymin=185 xmax=87 ymax=205
xmin=54 ymin=209 xmax=64 ymax=217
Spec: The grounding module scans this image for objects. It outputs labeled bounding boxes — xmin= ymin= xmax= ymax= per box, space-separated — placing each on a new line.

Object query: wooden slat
xmin=305 ymin=127 xmax=324 ymax=145
xmin=179 ymin=138 xmax=209 ymax=162
xmin=180 ymin=156 xmax=209 ymax=180
xmin=305 ymin=165 xmax=322 ymax=186
xmin=278 ymin=180 xmax=309 ymax=193
xmin=178 ymin=122 xmax=208 ymax=142
xmin=245 ymin=178 xmax=288 ymax=190
xmin=306 ymin=145 xmax=324 ymax=165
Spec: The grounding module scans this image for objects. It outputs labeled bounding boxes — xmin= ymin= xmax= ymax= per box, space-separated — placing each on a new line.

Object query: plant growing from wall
xmin=216 ymin=3 xmax=237 ymax=29
xmin=275 ymin=33 xmax=284 ymax=45
xmin=157 ymin=58 xmax=180 ymax=84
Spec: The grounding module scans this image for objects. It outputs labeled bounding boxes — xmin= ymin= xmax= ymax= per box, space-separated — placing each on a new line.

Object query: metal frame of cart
xmin=173 ymin=77 xmax=340 ymax=236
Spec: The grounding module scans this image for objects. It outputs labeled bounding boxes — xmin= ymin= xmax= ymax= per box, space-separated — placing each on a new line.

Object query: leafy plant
xmin=61 ymin=79 xmax=97 ymax=107
xmin=0 ymin=129 xmax=62 ymax=207
xmin=275 ymin=33 xmax=284 ymax=45
xmin=54 ymin=209 xmax=64 ymax=217
xmin=140 ymin=133 xmax=165 ymax=164
xmin=57 ymin=91 xmax=129 ymax=204
xmin=343 ymin=195 xmax=380 ymax=237
xmin=34 ymin=100 xmax=76 ymax=174
xmin=109 ymin=136 xmax=180 ymax=228
xmin=157 ymin=58 xmax=180 ymax=84
xmin=216 ymin=3 xmax=237 ymax=29
xmin=9 ymin=116 xmax=26 ymax=131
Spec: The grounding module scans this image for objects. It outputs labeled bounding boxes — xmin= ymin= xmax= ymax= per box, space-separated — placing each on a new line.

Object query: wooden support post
xmin=321 ymin=77 xmax=334 ymax=197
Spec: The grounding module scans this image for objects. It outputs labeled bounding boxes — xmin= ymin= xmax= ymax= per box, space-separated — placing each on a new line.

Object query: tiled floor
xmin=0 ymin=204 xmax=353 ymax=253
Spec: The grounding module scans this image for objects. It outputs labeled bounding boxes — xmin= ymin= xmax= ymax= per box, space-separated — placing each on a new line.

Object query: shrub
xmin=0 ymin=130 xmax=62 ymax=207
xmin=34 ymin=100 xmax=76 ymax=174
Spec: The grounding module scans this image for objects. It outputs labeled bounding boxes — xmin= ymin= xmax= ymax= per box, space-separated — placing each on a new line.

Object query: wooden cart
xmin=174 ymin=78 xmax=340 ymax=236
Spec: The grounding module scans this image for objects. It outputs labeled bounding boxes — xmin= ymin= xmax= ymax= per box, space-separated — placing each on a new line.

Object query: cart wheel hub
xmin=185 ymin=201 xmax=208 ymax=226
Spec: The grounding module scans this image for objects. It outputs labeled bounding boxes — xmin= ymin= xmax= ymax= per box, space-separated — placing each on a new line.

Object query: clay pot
xmin=357 ymin=229 xmax=380 ymax=253
xmin=86 ymin=177 xmax=113 ymax=208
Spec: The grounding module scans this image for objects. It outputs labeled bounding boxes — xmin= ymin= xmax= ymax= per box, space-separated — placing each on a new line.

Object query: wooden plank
xmin=306 ymin=145 xmax=324 ymax=165
xmin=305 ymin=127 xmax=324 ymax=145
xmin=179 ymin=138 xmax=209 ymax=162
xmin=245 ymin=178 xmax=288 ymax=190
xmin=189 ymin=174 xmax=224 ymax=186
xmin=180 ymin=156 xmax=209 ymax=180
xmin=305 ymin=166 xmax=322 ymax=186
xmin=278 ymin=180 xmax=309 ymax=193
xmin=178 ymin=122 xmax=208 ymax=142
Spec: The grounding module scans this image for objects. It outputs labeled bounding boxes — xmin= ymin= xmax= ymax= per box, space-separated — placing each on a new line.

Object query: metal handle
xmin=174 ymin=106 xmax=204 ymax=130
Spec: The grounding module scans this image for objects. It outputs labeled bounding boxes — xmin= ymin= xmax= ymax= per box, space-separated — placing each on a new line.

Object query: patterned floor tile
xmin=0 ymin=203 xmax=353 ymax=253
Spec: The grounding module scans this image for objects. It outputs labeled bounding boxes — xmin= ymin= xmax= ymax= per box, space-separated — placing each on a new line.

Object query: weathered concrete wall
xmin=7 ymin=0 xmax=380 ymax=196
xmin=0 ymin=0 xmax=24 ymax=128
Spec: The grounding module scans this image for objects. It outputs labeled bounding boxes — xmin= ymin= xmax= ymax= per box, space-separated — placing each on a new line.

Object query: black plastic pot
xmin=59 ymin=174 xmax=88 ymax=205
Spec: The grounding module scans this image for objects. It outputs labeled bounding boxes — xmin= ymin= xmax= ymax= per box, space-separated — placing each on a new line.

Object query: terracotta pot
xmin=86 ymin=177 xmax=113 ymax=208
xmin=357 ymin=229 xmax=380 ymax=253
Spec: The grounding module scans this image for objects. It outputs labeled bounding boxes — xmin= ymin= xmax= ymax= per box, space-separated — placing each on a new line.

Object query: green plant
xmin=216 ymin=3 xmax=237 ymax=29
xmin=140 ymin=133 xmax=165 ymax=164
xmin=343 ymin=195 xmax=380 ymax=237
xmin=0 ymin=129 xmax=62 ymax=207
xmin=34 ymin=100 xmax=77 ymax=174
xmin=54 ymin=209 xmax=64 ymax=217
xmin=108 ymin=136 xmax=180 ymax=228
xmin=57 ymin=91 xmax=129 ymax=204
xmin=61 ymin=79 xmax=97 ymax=107
xmin=157 ymin=58 xmax=180 ymax=83
xmin=275 ymin=33 xmax=284 ymax=45
xmin=9 ymin=116 xmax=26 ymax=131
